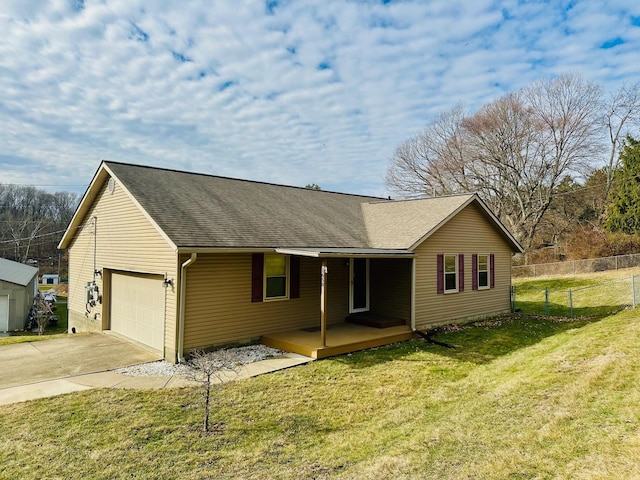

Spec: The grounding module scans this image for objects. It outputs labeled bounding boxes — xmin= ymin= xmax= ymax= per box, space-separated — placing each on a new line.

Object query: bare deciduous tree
xmin=519 ymin=73 xmax=602 ymax=246
xmin=386 ymin=105 xmax=468 ymax=197
xmin=0 ymin=184 xmax=78 ymax=266
xmin=32 ymin=293 xmax=54 ymax=335
xmin=602 ymin=81 xmax=640 ymax=195
xmin=461 ymin=92 xmax=549 ymax=244
xmin=6 ymin=217 xmax=47 ymax=263
xmin=386 ymin=73 xmax=603 ymax=250
xmin=187 ymin=349 xmax=242 ymax=433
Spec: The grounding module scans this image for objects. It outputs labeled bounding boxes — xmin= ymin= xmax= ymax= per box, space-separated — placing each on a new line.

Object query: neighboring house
xmin=41 ymin=274 xmax=60 ymax=285
xmin=0 ymin=258 xmax=39 ymax=332
xmin=58 ymin=161 xmax=523 ymax=362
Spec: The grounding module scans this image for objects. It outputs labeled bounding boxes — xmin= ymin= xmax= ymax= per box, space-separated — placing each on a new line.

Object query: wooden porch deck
xmin=262 ymin=323 xmax=415 ymax=359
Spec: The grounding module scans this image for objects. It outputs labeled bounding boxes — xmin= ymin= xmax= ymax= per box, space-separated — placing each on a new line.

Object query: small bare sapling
xmin=187 ymin=349 xmax=243 ymax=432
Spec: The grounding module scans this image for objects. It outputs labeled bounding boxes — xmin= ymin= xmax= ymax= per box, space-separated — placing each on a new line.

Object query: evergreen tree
xmin=605 ymin=136 xmax=640 ymax=234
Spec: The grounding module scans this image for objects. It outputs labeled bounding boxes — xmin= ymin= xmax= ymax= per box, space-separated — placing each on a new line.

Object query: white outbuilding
xmin=0 ymin=258 xmax=39 ymax=332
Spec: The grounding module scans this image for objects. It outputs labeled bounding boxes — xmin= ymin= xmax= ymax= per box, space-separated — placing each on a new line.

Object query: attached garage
xmin=110 ymin=272 xmax=166 ymax=352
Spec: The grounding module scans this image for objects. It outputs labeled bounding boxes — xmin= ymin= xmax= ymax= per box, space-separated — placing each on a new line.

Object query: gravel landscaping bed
xmin=114 ymin=345 xmax=285 ymax=377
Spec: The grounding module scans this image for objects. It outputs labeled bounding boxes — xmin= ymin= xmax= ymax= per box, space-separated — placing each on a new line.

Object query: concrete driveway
xmin=0 ymin=333 xmax=314 ymax=406
xmin=0 ymin=334 xmax=161 ymax=405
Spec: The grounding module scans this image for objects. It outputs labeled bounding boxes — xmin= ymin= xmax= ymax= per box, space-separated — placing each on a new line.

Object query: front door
xmin=350 ymin=258 xmax=369 ymax=313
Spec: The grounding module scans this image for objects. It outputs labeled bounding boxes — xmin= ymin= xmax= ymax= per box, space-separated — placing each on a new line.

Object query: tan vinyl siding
xmin=414 ymin=202 xmax=513 ymax=327
xmin=182 ymin=254 xmax=350 ymax=349
xmin=66 ymin=177 xmax=177 ymax=355
xmin=326 ymin=258 xmax=350 ymax=324
xmin=370 ymin=258 xmax=411 ymax=320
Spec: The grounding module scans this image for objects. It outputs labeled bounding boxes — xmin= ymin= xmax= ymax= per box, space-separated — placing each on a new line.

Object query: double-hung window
xmin=472 ymin=253 xmax=494 ymax=290
xmin=444 ymin=254 xmax=458 ymax=293
xmin=264 ymin=254 xmax=289 ymax=300
xmin=437 ymin=253 xmax=464 ymax=294
xmin=478 ymin=254 xmax=489 ymax=289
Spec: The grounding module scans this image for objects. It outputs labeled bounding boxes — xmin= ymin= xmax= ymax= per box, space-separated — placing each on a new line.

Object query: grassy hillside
xmin=513 ymin=266 xmax=640 ymax=317
xmin=1 ymin=307 xmax=639 ymax=479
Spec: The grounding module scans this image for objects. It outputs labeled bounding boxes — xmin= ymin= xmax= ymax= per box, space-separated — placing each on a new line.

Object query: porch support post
xmin=411 ymin=257 xmax=416 ymax=330
xmin=320 ymin=259 xmax=328 ymax=347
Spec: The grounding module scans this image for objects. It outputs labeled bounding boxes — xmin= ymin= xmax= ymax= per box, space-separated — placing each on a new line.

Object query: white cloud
xmin=1 ymin=0 xmax=640 ymax=197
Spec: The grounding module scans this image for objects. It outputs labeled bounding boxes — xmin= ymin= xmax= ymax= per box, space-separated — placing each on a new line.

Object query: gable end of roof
xmin=408 ymin=194 xmax=524 ymax=253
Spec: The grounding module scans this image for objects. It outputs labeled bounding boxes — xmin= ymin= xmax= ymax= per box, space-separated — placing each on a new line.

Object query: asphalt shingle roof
xmin=362 ymin=195 xmax=474 ymax=249
xmin=105 ymin=162 xmax=378 ymax=249
xmin=58 ymin=161 xmax=520 ymax=253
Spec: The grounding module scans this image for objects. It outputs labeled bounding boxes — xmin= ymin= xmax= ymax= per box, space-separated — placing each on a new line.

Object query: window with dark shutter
xmin=264 ymin=254 xmax=288 ymax=299
xmin=439 ymin=254 xmax=458 ymax=293
xmin=251 ymin=253 xmax=264 ymax=302
xmin=490 ymin=254 xmax=495 ymax=288
xmin=437 ymin=254 xmax=444 ymax=294
xmin=253 ymin=253 xmax=298 ymax=301
xmin=290 ymin=256 xmax=300 ymax=299
xmin=478 ymin=254 xmax=489 ymax=289
xmin=472 ymin=254 xmax=478 ymax=290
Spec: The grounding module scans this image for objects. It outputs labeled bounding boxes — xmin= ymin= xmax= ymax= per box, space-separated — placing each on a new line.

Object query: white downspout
xmin=178 ymin=253 xmax=198 ymax=363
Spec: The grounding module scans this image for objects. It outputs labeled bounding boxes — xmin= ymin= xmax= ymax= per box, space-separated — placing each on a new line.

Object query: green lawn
xmin=513 ymin=267 xmax=640 ymax=317
xmin=1 ymin=308 xmax=639 ymax=479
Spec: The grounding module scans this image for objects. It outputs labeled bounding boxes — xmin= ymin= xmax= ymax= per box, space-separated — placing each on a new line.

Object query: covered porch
xmin=266 ymin=247 xmax=416 ymax=358
xmin=262 ymin=322 xmax=414 ymax=359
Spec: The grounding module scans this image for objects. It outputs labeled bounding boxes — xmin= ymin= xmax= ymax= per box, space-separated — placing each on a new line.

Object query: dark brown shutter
xmin=437 ymin=254 xmax=444 ymax=294
xmin=472 ymin=254 xmax=478 ymax=290
xmin=290 ymin=256 xmax=300 ymax=299
xmin=490 ymin=254 xmax=495 ymax=288
xmin=251 ymin=253 xmax=264 ymax=302
xmin=458 ymin=254 xmax=464 ymax=292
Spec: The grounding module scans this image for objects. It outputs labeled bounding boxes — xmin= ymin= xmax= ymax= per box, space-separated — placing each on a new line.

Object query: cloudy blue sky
xmin=1 ymin=0 xmax=639 ymax=197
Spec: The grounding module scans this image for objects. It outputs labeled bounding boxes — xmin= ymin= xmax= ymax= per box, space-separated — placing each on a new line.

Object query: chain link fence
xmin=512 ymin=253 xmax=640 ymax=278
xmin=511 ymin=275 xmax=640 ymax=317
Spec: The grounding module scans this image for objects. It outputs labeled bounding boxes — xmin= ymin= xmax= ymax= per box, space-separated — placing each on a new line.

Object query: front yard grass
xmin=1 ymin=308 xmax=639 ymax=479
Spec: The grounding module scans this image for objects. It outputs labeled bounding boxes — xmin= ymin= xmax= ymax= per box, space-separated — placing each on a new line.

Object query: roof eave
xmin=174 ymin=247 xmax=414 ymax=258
xmin=276 ymin=247 xmax=414 ymax=258
xmin=470 ymin=195 xmax=525 ymax=253
xmin=0 ymin=261 xmax=38 ymax=286
xmin=406 ymin=195 xmax=475 ymax=251
xmin=58 ymin=161 xmax=109 ymax=249
xmin=58 ymin=162 xmax=178 ymax=252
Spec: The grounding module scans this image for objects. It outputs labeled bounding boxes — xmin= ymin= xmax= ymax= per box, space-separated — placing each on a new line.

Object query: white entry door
xmin=349 ymin=258 xmax=369 ymax=313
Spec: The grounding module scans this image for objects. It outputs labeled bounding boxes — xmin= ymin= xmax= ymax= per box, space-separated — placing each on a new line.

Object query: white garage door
xmin=0 ymin=295 xmax=8 ymax=332
xmin=110 ymin=272 xmax=165 ymax=352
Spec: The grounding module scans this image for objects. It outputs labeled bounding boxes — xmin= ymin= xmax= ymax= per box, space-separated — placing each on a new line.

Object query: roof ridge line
xmin=102 ymin=160 xmax=384 ymax=201
xmin=363 ymin=193 xmax=476 ymax=205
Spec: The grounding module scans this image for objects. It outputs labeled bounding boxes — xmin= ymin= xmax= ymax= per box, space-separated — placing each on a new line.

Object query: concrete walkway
xmin=0 ymin=334 xmax=314 ymax=406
